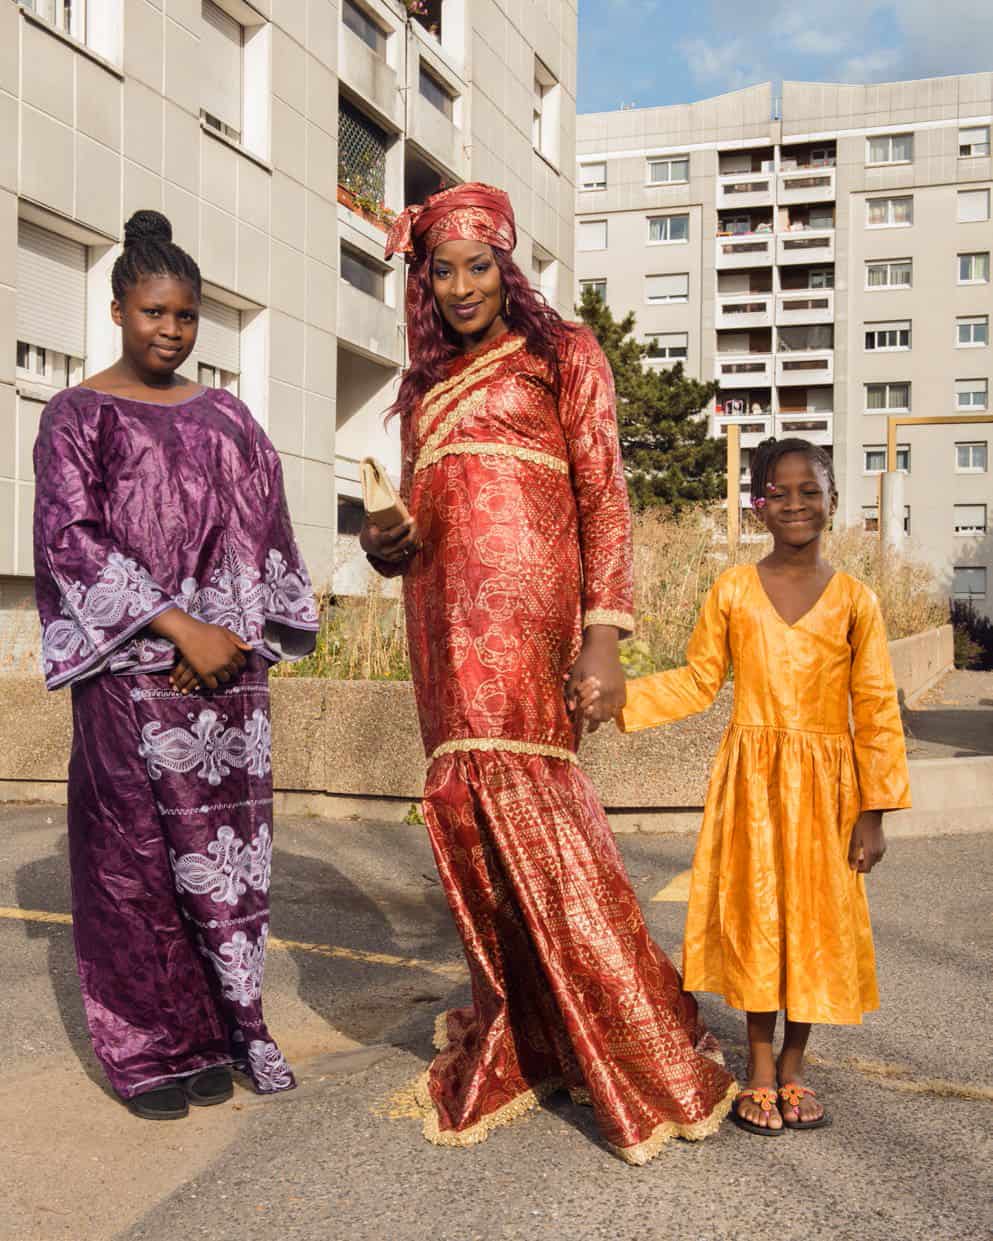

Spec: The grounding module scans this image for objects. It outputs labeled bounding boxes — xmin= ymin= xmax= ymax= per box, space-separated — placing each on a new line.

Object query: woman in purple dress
xmin=33 ymin=210 xmax=318 ymax=1119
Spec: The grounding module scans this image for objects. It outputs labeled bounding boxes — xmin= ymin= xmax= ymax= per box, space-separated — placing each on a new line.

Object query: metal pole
xmin=726 ymin=423 xmax=741 ymax=551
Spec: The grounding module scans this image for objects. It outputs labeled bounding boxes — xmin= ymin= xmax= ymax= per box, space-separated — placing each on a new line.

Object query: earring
xmin=503 ymin=292 xmax=510 ymax=318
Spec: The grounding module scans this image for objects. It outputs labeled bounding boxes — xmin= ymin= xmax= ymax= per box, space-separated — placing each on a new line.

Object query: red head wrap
xmin=384 ymin=182 xmax=516 ymax=260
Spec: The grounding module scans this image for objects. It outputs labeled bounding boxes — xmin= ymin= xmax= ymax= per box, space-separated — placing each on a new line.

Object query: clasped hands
xmin=148 ymin=609 xmax=252 ymax=695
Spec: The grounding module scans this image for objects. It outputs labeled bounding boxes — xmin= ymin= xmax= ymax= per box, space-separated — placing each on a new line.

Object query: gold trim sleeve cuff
xmin=584 ymin=609 xmax=635 ymax=635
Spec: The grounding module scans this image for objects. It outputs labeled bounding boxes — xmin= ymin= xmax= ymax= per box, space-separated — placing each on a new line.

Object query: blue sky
xmin=577 ymin=0 xmax=993 ymax=114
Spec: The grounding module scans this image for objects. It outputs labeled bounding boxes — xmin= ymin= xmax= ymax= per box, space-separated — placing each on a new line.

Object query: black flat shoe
xmin=184 ymin=1066 xmax=234 ymax=1107
xmin=128 ymin=1085 xmax=189 ymax=1121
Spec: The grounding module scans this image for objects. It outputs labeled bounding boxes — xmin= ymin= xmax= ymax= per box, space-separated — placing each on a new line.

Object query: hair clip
xmin=752 ymin=497 xmax=767 ymax=510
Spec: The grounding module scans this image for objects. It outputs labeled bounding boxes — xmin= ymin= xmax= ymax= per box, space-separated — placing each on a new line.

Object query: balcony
xmin=338 ymin=26 xmax=403 ymax=130
xmin=775 ymin=411 xmax=833 ymax=445
xmin=715 ymin=234 xmax=774 ymax=270
xmin=776 ymin=350 xmax=834 ymax=385
xmin=776 ymin=289 xmax=834 ymax=325
xmin=714 ymin=412 xmax=773 ymax=447
xmin=715 ymin=353 xmax=774 ymax=387
xmin=715 ymin=292 xmax=773 ymax=330
xmin=777 ymin=229 xmax=835 ymax=265
xmin=337 ymin=277 xmax=404 ymax=367
xmin=717 ymin=172 xmax=774 ymax=210
xmin=778 ymin=167 xmax=836 ymax=204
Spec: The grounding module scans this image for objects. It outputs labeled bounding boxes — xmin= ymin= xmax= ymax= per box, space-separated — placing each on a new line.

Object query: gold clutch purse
xmin=360 ymin=458 xmax=410 ymax=529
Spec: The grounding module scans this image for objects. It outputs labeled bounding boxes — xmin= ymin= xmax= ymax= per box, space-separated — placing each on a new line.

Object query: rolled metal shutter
xmin=195 ymin=296 xmax=241 ymax=373
xmin=201 ymin=0 xmax=242 ymax=133
xmin=16 ymin=221 xmax=86 ymax=359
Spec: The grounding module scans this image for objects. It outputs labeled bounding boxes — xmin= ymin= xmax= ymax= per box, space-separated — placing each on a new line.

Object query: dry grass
xmin=624 ymin=508 xmax=947 ymax=676
xmin=272 ymin=581 xmax=410 ymax=681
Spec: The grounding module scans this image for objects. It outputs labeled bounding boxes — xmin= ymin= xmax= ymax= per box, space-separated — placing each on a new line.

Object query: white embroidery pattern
xmin=139 ymin=708 xmax=272 ymax=786
xmin=247 ymin=1040 xmax=294 ymax=1091
xmin=200 ymin=924 xmax=268 ymax=1006
xmin=264 ymin=549 xmax=318 ymax=624
xmin=170 ymin=823 xmax=272 ymax=906
xmin=42 ymin=553 xmax=164 ymax=672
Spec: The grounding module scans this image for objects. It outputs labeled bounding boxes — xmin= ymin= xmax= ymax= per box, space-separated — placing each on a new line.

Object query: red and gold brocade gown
xmin=399 ymin=328 xmax=736 ymax=1164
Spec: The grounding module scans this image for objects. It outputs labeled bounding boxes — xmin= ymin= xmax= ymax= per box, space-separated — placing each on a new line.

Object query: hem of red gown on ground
xmin=407 ymin=1009 xmax=739 ymax=1166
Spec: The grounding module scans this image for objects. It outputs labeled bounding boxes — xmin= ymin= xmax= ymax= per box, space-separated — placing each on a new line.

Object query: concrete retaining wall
xmin=0 ymin=625 xmax=955 ymax=815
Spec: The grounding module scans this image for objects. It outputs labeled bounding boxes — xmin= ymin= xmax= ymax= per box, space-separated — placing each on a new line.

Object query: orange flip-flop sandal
xmin=731 ymin=1087 xmax=786 ymax=1137
xmin=778 ymin=1083 xmax=831 ymax=1130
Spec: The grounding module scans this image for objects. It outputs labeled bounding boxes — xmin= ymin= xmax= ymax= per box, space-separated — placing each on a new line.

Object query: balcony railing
xmin=777 ymin=229 xmax=835 ymax=264
xmin=715 ymin=234 xmax=774 ymax=269
xmin=714 ymin=353 xmax=774 ymax=387
xmin=775 ymin=350 xmax=834 ymax=385
xmin=717 ymin=172 xmax=774 ymax=209
xmin=775 ymin=289 xmax=834 ymax=325
xmin=778 ymin=167 xmax=836 ymax=203
xmin=715 ymin=292 xmax=773 ymax=330
xmin=775 ymin=411 xmax=833 ymax=444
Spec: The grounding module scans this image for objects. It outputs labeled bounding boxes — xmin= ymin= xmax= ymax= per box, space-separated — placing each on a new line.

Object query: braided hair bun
xmin=123 ymin=209 xmax=173 ymax=248
xmin=112 ymin=209 xmax=202 ymax=300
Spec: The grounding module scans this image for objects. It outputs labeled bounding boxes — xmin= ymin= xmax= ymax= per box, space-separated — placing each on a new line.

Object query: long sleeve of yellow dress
xmin=619 ymin=577 xmax=731 ymax=733
xmin=849 ymin=585 xmax=913 ymax=811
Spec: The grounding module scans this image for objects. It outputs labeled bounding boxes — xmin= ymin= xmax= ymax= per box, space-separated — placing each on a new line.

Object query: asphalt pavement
xmin=1 ymin=805 xmax=991 ymax=1241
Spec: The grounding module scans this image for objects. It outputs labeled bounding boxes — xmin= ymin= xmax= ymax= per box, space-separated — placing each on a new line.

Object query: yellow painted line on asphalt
xmin=0 ymin=906 xmax=467 ymax=981
xmin=651 ymin=870 xmax=692 ymax=902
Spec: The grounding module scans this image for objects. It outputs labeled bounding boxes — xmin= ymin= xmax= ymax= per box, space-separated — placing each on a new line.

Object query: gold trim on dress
xmin=415 ymin=1069 xmax=565 ymax=1149
xmin=606 ymin=1081 xmax=739 ymax=1166
xmin=414 ymin=390 xmax=487 ymax=473
xmin=433 ymin=1009 xmax=451 ymax=1053
xmin=429 ymin=738 xmax=579 ymax=765
xmin=414 ymin=441 xmax=570 ymax=477
xmin=417 ymin=337 xmax=526 ymax=434
xmin=584 ymin=609 xmax=636 ymax=633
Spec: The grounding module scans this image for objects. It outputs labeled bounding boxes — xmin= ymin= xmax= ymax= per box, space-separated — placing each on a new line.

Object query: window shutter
xmin=16 ymin=221 xmax=86 ymax=359
xmin=194 ymin=297 xmax=241 ymax=374
xmin=647 ymin=273 xmax=688 ymax=299
xmin=958 ymin=190 xmax=990 ymax=222
xmin=202 ymin=0 xmax=242 ymax=133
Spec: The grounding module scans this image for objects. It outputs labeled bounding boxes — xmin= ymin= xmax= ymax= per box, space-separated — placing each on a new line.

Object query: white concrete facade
xmin=577 ymin=75 xmax=993 ymax=616
xmin=0 ymin=0 xmax=578 ymax=620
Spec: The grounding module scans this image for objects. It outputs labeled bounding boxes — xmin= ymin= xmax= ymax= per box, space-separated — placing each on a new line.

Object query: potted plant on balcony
xmin=337 ymin=155 xmax=397 ymax=232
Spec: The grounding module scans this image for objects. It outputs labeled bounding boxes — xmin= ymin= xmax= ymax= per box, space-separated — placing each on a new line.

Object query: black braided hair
xmin=111 ymin=210 xmax=202 ymax=302
xmin=750 ymin=437 xmax=837 ymax=504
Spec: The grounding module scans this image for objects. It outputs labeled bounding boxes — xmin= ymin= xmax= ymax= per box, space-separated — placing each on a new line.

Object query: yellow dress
xmin=620 ymin=564 xmax=912 ymax=1024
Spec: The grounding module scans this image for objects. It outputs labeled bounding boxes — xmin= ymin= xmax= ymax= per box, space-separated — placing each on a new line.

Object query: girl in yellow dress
xmin=575 ymin=438 xmax=911 ymax=1136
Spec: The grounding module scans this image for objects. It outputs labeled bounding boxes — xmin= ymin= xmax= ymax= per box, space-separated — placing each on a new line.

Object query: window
xmin=16 ymin=221 xmax=86 ymax=393
xmin=338 ymin=99 xmax=388 ymax=203
xmin=646 ymin=273 xmax=689 ymax=304
xmin=21 ymin=0 xmax=84 ymax=41
xmin=202 ymin=0 xmax=243 ymax=142
xmin=187 ymin=297 xmax=240 ymax=392
xmin=865 ymin=321 xmax=911 ymax=352
xmin=645 ymin=332 xmax=688 ymax=361
xmin=864 ymin=444 xmax=910 ymax=473
xmin=863 ymin=505 xmax=910 ymax=534
xmin=865 ymin=382 xmax=910 ymax=412
xmin=579 ymin=162 xmax=606 ymax=191
xmin=532 ymin=58 xmax=560 ymax=166
xmin=419 ymin=65 xmax=454 ymax=118
xmin=343 ymin=0 xmax=386 ymax=56
xmin=958 ymin=190 xmax=991 ymax=222
xmin=866 ymin=259 xmax=912 ymax=289
xmin=198 ymin=363 xmax=238 ymax=394
xmin=953 ymin=566 xmax=987 ymax=598
xmin=809 ymin=268 xmax=834 ymax=289
xmin=578 ymin=220 xmax=607 ymax=251
xmin=648 ymin=157 xmax=689 ymax=184
xmin=954 ymin=504 xmax=987 ymax=536
xmin=867 ymin=196 xmax=913 ymax=227
xmin=648 ymin=214 xmax=689 ymax=244
xmin=866 ymin=134 xmax=913 ymax=164
xmin=580 ymin=278 xmax=606 ymax=302
xmin=956 ymin=378 xmax=989 ymax=410
xmin=956 ymin=442 xmax=989 ymax=473
xmin=960 ymin=127 xmax=991 ymax=158
xmin=957 ymin=316 xmax=989 ymax=348
xmin=532 ymin=248 xmax=557 ymax=304
xmin=959 ymin=252 xmax=991 ymax=283
xmin=341 ymin=244 xmax=387 ymax=300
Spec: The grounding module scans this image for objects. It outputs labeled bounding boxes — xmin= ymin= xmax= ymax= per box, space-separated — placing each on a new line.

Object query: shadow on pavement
xmin=901 ymin=703 xmax=993 ymax=756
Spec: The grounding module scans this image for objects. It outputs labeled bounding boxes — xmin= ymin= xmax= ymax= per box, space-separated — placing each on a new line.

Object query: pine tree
xmin=576 ymin=288 xmax=725 ymax=511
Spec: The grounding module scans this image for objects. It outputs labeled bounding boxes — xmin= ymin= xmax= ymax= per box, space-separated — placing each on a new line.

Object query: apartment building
xmin=0 ymin=0 xmax=578 ymax=637
xmin=576 ymin=75 xmax=993 ymax=616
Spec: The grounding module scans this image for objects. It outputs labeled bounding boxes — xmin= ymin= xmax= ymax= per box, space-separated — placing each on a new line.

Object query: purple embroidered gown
xmin=33 ymin=384 xmax=318 ymax=1098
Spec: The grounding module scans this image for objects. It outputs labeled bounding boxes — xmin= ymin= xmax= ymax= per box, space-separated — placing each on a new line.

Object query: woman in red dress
xmin=361 ymin=184 xmax=736 ymax=1164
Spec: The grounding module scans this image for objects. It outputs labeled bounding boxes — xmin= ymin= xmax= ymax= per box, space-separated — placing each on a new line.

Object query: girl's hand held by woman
xmin=848 ymin=810 xmax=886 ymax=873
